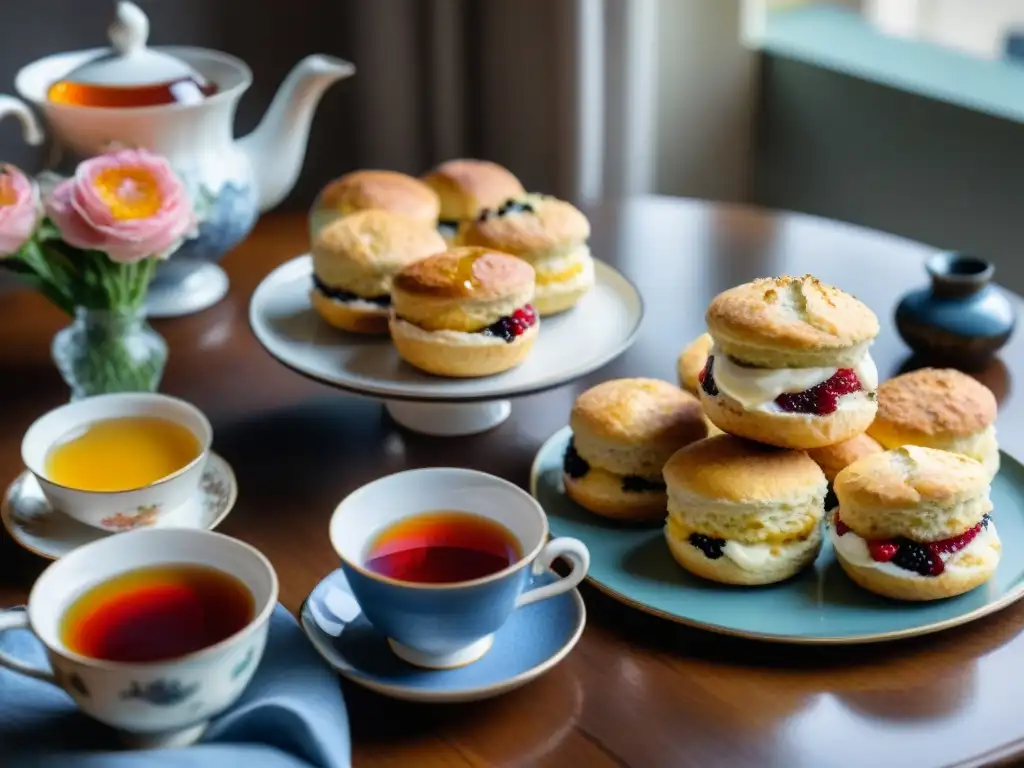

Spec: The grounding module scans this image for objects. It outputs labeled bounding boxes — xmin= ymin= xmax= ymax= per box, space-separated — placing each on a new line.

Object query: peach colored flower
xmin=0 ymin=165 xmax=39 ymax=257
xmin=46 ymin=149 xmax=196 ymax=264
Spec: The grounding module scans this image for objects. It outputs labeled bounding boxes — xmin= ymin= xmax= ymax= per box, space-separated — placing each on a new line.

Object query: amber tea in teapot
xmin=47 ymin=75 xmax=218 ymax=108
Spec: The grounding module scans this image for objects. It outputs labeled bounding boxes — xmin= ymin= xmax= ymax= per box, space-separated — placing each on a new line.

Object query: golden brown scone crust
xmin=460 ymin=194 xmax=590 ymax=258
xmin=309 ymin=288 xmax=389 ymax=335
xmin=699 ymin=387 xmax=877 ymax=450
xmin=870 ymin=368 xmax=998 ymax=441
xmin=677 ymin=333 xmax=713 ymax=395
xmin=663 ymin=434 xmax=826 ymax=504
xmin=311 ymin=210 xmax=447 ymax=299
xmin=389 ymin=317 xmax=538 ymax=378
xmin=421 ymin=159 xmax=525 ymax=221
xmin=317 ymin=170 xmax=440 ymax=223
xmin=570 ymin=379 xmax=707 ymax=477
xmin=392 ymin=247 xmax=534 ymax=302
xmin=563 ymin=469 xmax=667 ymax=523
xmin=706 ymin=275 xmax=879 ymax=367
xmin=807 ymin=433 xmax=884 ymax=484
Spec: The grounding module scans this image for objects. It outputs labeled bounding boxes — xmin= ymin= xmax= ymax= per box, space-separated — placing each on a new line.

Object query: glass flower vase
xmin=52 ymin=307 xmax=168 ymax=400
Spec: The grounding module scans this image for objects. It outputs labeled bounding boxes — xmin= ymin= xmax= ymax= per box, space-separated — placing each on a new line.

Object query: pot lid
xmin=60 ymin=1 xmax=209 ymax=92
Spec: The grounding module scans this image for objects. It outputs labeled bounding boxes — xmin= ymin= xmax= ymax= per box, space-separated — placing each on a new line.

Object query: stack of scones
xmin=564 ymin=274 xmax=1001 ymax=600
xmin=307 ymin=159 xmax=597 ymax=379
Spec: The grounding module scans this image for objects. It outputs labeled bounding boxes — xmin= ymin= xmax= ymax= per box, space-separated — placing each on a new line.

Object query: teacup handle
xmin=515 ymin=537 xmax=590 ymax=608
xmin=0 ymin=608 xmax=58 ymax=686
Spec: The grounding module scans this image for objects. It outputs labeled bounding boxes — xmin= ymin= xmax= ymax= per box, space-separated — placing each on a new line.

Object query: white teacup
xmin=0 ymin=528 xmax=278 ymax=749
xmin=21 ymin=393 xmax=213 ymax=531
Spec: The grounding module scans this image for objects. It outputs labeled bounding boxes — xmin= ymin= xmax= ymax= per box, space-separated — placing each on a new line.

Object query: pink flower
xmin=45 ymin=149 xmax=197 ymax=264
xmin=0 ymin=165 xmax=40 ymax=257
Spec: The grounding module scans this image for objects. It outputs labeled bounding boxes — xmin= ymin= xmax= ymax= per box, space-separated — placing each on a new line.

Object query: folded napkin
xmin=0 ymin=605 xmax=351 ymax=768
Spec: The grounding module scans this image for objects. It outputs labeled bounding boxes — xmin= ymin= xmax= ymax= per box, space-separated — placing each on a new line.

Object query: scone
xmin=389 ymin=247 xmax=539 ymax=377
xmin=677 ymin=332 xmax=713 ymax=396
xmin=310 ymin=210 xmax=447 ymax=334
xmin=868 ymin=367 xmax=999 ymax=478
xmin=421 ymin=159 xmax=525 ymax=245
xmin=311 ymin=170 xmax=440 ymax=236
xmin=460 ymin=194 xmax=594 ymax=316
xmin=831 ymin=446 xmax=1000 ymax=601
xmin=563 ymin=379 xmax=707 ymax=522
xmin=699 ymin=275 xmax=880 ymax=450
xmin=663 ymin=435 xmax=827 ymax=585
xmin=807 ymin=433 xmax=884 ymax=510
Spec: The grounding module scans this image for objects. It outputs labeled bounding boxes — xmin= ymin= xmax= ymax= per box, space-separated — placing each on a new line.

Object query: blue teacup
xmin=329 ymin=468 xmax=590 ymax=669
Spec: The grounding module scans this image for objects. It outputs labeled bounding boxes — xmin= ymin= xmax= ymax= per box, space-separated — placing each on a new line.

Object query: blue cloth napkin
xmin=0 ymin=605 xmax=351 ymax=768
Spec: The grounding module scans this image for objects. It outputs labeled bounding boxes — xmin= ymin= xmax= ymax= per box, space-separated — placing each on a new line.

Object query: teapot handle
xmin=0 ymin=95 xmax=44 ymax=147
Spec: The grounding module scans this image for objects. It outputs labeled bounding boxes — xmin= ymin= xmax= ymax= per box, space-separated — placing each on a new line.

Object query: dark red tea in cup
xmin=59 ymin=564 xmax=254 ymax=663
xmin=364 ymin=510 xmax=522 ymax=584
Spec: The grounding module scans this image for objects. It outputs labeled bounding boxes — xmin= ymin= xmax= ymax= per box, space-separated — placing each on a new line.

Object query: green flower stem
xmin=71 ymin=313 xmax=164 ymax=395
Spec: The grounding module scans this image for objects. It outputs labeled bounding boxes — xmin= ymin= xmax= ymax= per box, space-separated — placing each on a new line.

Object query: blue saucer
xmin=532 ymin=426 xmax=1024 ymax=644
xmin=300 ymin=569 xmax=586 ymax=703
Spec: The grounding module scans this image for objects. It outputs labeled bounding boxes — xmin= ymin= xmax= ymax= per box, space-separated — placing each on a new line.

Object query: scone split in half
xmin=563 ymin=379 xmax=708 ymax=522
xmin=310 ymin=210 xmax=448 ymax=334
xmin=699 ymin=275 xmax=881 ymax=450
xmin=868 ymin=367 xmax=1000 ymax=478
xmin=389 ymin=247 xmax=540 ymax=377
xmin=662 ymin=435 xmax=827 ymax=586
xmin=831 ymin=445 xmax=1001 ymax=601
xmin=461 ymin=193 xmax=595 ymax=316
xmin=421 ymin=159 xmax=526 ymax=244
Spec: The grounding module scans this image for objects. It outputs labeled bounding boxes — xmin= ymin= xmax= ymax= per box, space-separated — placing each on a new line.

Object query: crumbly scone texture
xmin=872 ymin=368 xmax=998 ymax=439
xmin=317 ymin=170 xmax=440 ymax=223
xmin=663 ymin=434 xmax=826 ymax=504
xmin=677 ymin=332 xmax=713 ymax=395
xmin=392 ymin=247 xmax=535 ymax=301
xmin=807 ymin=433 xmax=885 ymax=484
xmin=563 ymin=469 xmax=668 ymax=522
xmin=421 ymin=159 xmax=525 ymax=221
xmin=312 ymin=209 xmax=447 ymax=274
xmin=705 ymin=275 xmax=879 ymax=365
xmin=309 ymin=288 xmax=389 ymax=335
xmin=461 ymin=194 xmax=591 ymax=258
xmin=390 ymin=317 xmax=538 ymax=377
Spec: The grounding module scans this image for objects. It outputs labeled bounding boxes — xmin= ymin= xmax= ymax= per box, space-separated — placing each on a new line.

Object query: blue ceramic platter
xmin=300 ymin=569 xmax=585 ymax=702
xmin=531 ymin=426 xmax=1024 ymax=644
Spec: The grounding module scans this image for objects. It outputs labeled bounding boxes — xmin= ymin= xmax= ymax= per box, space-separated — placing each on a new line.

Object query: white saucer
xmin=145 ymin=262 xmax=230 ymax=318
xmin=1 ymin=452 xmax=237 ymax=560
xmin=300 ymin=568 xmax=586 ymax=703
xmin=249 ymin=254 xmax=643 ymax=435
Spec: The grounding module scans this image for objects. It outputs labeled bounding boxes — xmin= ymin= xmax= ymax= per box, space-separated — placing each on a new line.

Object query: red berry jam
xmin=482 ymin=304 xmax=538 ymax=343
xmin=699 ymin=357 xmax=718 ymax=396
xmin=833 ymin=513 xmax=991 ymax=577
xmin=775 ymin=369 xmax=862 ymax=415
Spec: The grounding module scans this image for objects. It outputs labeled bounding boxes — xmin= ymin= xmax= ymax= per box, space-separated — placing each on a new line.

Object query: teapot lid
xmin=61 ymin=2 xmax=209 ymax=93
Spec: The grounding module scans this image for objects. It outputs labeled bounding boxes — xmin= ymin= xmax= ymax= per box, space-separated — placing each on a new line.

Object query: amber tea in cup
xmin=60 ymin=564 xmax=254 ymax=663
xmin=45 ymin=415 xmax=202 ymax=492
xmin=364 ymin=510 xmax=522 ymax=584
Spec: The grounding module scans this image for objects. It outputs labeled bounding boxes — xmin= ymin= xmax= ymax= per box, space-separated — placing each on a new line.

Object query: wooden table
xmin=3 ymin=198 xmax=1024 ymax=768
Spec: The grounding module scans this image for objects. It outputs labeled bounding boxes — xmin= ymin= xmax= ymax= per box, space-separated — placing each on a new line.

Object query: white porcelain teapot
xmin=0 ymin=1 xmax=354 ymax=317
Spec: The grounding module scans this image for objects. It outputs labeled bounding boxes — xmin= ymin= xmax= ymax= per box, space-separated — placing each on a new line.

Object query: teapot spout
xmin=239 ymin=54 xmax=354 ymax=213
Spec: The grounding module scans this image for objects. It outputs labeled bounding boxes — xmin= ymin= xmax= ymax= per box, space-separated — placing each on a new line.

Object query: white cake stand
xmin=249 ymin=255 xmax=644 ymax=436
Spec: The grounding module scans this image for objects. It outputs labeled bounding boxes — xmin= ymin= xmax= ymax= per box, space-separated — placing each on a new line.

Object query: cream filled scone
xmin=389 ymin=247 xmax=539 ymax=377
xmin=311 ymin=170 xmax=440 ymax=236
xmin=563 ymin=379 xmax=707 ymax=522
xmin=662 ymin=435 xmax=827 ymax=586
xmin=420 ymin=159 xmax=525 ymax=244
xmin=868 ymin=368 xmax=999 ymax=478
xmin=460 ymin=194 xmax=594 ymax=316
xmin=699 ymin=275 xmax=880 ymax=450
xmin=831 ymin=446 xmax=1000 ymax=601
xmin=675 ymin=332 xmax=721 ymax=436
xmin=310 ymin=210 xmax=447 ymax=334
xmin=807 ymin=433 xmax=884 ymax=510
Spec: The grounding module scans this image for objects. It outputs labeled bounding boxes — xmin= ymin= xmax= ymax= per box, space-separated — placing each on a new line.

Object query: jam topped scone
xmin=311 ymin=169 xmax=440 ymax=236
xmin=831 ymin=446 xmax=1000 ymax=601
xmin=868 ymin=368 xmax=999 ymax=478
xmin=421 ymin=159 xmax=525 ymax=244
xmin=662 ymin=435 xmax=827 ymax=586
xmin=310 ymin=210 xmax=447 ymax=334
xmin=389 ymin=247 xmax=539 ymax=377
xmin=807 ymin=433 xmax=884 ymax=510
xmin=564 ymin=379 xmax=707 ymax=522
xmin=676 ymin=332 xmax=713 ymax=396
xmin=699 ymin=275 xmax=880 ymax=449
xmin=460 ymin=194 xmax=594 ymax=316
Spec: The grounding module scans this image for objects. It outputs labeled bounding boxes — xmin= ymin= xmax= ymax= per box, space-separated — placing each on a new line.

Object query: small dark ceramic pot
xmin=895 ymin=252 xmax=1016 ymax=370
